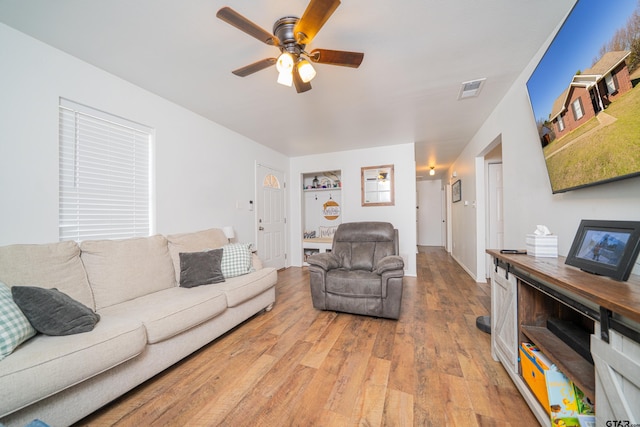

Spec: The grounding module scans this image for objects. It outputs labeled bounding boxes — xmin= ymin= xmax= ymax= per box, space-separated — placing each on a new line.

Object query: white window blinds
xmin=59 ymin=99 xmax=152 ymax=242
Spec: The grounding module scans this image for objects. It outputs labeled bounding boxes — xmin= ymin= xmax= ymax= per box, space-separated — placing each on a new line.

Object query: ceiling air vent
xmin=458 ymin=78 xmax=486 ymax=100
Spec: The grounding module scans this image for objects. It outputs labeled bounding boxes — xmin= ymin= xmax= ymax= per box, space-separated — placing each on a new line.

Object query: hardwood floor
xmin=76 ymin=247 xmax=537 ymax=426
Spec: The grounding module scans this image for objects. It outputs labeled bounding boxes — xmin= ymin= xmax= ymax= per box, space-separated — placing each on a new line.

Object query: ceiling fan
xmin=216 ymin=0 xmax=364 ymax=93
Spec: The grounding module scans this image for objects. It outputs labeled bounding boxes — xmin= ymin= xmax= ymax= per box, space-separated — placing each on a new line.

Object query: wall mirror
xmin=361 ymin=165 xmax=395 ymax=206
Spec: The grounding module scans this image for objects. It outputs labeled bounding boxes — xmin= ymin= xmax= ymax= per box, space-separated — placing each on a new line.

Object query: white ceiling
xmin=0 ymin=0 xmax=575 ymax=179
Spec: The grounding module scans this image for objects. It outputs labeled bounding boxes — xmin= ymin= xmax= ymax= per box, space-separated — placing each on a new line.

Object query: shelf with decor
xmin=303 ymin=187 xmax=341 ymax=192
xmin=303 ymin=173 xmax=341 ymax=191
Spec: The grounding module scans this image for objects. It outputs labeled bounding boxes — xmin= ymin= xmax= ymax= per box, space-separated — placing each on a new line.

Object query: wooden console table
xmin=486 ymin=249 xmax=640 ymax=426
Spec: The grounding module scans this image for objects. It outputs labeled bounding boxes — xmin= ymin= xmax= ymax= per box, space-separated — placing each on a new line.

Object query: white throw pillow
xmin=319 ymin=226 xmax=338 ymax=238
xmin=221 ymin=243 xmax=254 ymax=278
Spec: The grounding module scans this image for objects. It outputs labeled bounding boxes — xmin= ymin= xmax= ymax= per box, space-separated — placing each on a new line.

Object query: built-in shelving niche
xmin=302 ymin=171 xmax=342 ymax=264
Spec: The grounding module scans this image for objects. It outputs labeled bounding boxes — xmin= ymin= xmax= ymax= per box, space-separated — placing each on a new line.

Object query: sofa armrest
xmin=306 ymin=252 xmax=340 ymax=271
xmin=375 ymin=255 xmax=404 ymax=275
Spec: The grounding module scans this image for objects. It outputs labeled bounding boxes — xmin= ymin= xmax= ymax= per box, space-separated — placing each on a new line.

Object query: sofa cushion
xmin=332 ymin=222 xmax=397 ymax=271
xmin=0 ymin=241 xmax=94 ymax=310
xmin=179 ymin=249 xmax=225 ymax=288
xmin=98 ymin=286 xmax=228 ymax=344
xmin=81 ymin=235 xmax=176 ymax=310
xmin=221 ymin=243 xmax=254 ymax=278
xmin=214 ymin=267 xmax=277 ymax=307
xmin=0 ymin=282 xmax=36 ymax=361
xmin=167 ymin=228 xmax=228 ymax=282
xmin=0 ymin=315 xmax=146 ymax=417
xmin=326 ymin=269 xmax=383 ymax=297
xmin=11 ymin=286 xmax=100 ymax=336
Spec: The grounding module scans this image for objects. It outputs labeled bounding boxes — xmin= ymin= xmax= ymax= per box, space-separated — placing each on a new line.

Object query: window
xmin=571 ymin=98 xmax=584 ymax=121
xmin=557 ymin=115 xmax=565 ymax=132
xmin=59 ymin=99 xmax=153 ymax=242
xmin=605 ymin=73 xmax=617 ymax=95
xmin=263 ymin=174 xmax=280 ymax=189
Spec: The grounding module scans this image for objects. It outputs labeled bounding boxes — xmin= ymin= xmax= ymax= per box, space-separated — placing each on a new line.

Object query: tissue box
xmin=526 ymin=234 xmax=558 ymax=257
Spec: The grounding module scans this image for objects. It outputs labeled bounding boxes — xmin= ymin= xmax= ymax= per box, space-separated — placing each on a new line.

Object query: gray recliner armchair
xmin=307 ymin=222 xmax=404 ymax=319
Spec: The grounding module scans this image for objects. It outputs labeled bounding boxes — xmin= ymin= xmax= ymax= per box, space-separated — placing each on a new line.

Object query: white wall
xmin=0 ymin=24 xmax=288 ymax=247
xmin=290 ymin=144 xmax=418 ymax=276
xmin=417 ymin=180 xmax=444 ymax=246
xmin=448 ymin=15 xmax=640 ymax=281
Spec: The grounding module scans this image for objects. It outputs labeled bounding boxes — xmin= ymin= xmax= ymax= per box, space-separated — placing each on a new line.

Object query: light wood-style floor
xmin=76 ymin=247 xmax=537 ymax=426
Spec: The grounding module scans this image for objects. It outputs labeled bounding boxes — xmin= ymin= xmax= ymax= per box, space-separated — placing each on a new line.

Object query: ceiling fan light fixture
xmin=277 ymin=70 xmax=293 ymax=86
xmin=276 ymin=52 xmax=294 ymax=73
xmin=297 ymin=59 xmax=316 ymax=83
xmin=276 ymin=52 xmax=294 ymax=86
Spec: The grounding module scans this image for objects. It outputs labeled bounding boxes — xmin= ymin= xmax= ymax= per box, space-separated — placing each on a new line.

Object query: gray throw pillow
xmin=11 ymin=286 xmax=100 ymax=336
xmin=179 ymin=248 xmax=225 ymax=288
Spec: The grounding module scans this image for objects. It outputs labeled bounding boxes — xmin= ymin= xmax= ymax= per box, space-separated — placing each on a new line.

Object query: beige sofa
xmin=0 ymin=228 xmax=277 ymax=427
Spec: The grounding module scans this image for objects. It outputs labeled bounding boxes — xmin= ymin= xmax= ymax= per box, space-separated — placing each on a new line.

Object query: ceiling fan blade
xmin=232 ymin=58 xmax=277 ymax=77
xmin=216 ymin=7 xmax=279 ymax=46
xmin=309 ymin=49 xmax=364 ymax=68
xmin=293 ymin=66 xmax=312 ymax=93
xmin=294 ymin=0 xmax=341 ymax=44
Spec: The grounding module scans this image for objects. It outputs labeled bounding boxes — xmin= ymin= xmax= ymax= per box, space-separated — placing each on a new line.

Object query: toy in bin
xmin=547 ymin=368 xmax=579 ymax=419
xmin=519 ymin=343 xmax=595 ymax=427
xmin=519 ymin=342 xmax=553 ymax=412
xmin=552 ymin=385 xmax=595 ymax=427
xmin=574 ymin=386 xmax=595 ymax=415
xmin=545 ymin=353 xmax=595 ymax=426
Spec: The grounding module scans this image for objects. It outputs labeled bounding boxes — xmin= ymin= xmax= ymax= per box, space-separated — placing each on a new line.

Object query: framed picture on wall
xmin=452 ymin=179 xmax=461 ymax=203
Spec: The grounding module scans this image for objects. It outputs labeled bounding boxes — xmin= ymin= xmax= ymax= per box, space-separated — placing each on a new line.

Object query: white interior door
xmin=416 ymin=180 xmax=444 ymax=246
xmin=445 ymin=183 xmax=452 ymax=253
xmin=256 ymin=164 xmax=286 ymax=270
xmin=441 ymin=185 xmax=447 ymax=248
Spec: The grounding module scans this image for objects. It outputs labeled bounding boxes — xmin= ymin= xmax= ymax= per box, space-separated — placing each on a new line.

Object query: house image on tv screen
xmin=548 ymin=50 xmax=632 ymax=139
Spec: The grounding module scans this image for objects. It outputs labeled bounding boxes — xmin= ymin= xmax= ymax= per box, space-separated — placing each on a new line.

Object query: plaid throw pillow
xmin=220 ymin=243 xmax=254 ymax=278
xmin=0 ymin=282 xmax=36 ymax=360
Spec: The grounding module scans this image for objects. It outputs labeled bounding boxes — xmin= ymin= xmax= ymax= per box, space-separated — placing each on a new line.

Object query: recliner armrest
xmin=375 ymin=255 xmax=404 ymax=274
xmin=307 ymin=252 xmax=340 ymax=271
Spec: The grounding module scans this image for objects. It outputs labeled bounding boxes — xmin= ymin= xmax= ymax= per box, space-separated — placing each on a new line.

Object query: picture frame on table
xmin=565 ymin=219 xmax=640 ymax=281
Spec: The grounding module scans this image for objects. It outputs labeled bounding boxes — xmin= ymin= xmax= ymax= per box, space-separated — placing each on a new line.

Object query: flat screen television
xmin=526 ymin=0 xmax=640 ymax=193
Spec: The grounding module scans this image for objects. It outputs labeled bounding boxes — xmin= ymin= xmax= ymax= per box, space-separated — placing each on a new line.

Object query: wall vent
xmin=458 ymin=78 xmax=486 ymax=100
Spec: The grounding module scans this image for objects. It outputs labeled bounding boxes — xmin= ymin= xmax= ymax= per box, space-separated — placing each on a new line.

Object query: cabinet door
xmin=491 ymin=265 xmax=518 ymax=372
xmin=591 ymin=325 xmax=640 ymax=424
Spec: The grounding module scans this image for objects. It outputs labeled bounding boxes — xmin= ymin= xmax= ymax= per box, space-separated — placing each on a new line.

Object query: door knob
xmin=258 ymin=226 xmax=264 ymax=231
